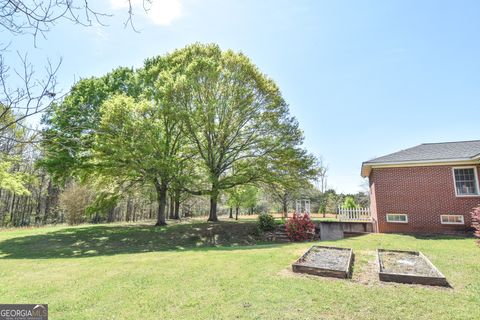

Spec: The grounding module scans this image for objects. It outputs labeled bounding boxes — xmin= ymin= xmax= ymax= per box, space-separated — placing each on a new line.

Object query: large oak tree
xmin=165 ymin=44 xmax=306 ymax=221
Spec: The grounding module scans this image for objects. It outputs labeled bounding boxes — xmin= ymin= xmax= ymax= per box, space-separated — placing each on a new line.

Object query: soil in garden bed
xmin=379 ymin=251 xmax=441 ymax=277
xmin=297 ymin=247 xmax=351 ymax=271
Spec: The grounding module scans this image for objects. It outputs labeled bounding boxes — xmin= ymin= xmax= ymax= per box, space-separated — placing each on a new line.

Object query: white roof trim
xmin=361 ymin=158 xmax=480 ymax=177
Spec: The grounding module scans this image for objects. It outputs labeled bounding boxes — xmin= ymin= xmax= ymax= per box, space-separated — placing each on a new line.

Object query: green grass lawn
xmin=0 ymin=220 xmax=479 ymax=319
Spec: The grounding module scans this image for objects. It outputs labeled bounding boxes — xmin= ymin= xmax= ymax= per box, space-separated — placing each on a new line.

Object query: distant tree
xmin=226 ymin=185 xmax=258 ymax=220
xmin=0 ymin=106 xmax=33 ymax=195
xmin=243 ymin=186 xmax=259 ymax=215
xmin=342 ymin=196 xmax=358 ymax=209
xmin=264 ymin=147 xmax=320 ymax=218
xmin=354 ymin=191 xmax=370 ymax=208
xmin=317 ymin=161 xmax=328 ymax=193
xmin=226 ymin=188 xmax=242 ymax=220
xmin=325 ymin=191 xmax=339 ymax=214
xmin=355 ymin=178 xmax=370 ymax=207
xmin=317 ymin=189 xmax=336 ymax=216
xmin=0 ymin=158 xmax=31 ymax=195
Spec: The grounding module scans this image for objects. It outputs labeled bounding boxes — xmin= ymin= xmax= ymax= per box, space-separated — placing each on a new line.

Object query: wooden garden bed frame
xmin=377 ymin=249 xmax=449 ymax=287
xmin=292 ymin=246 xmax=354 ymax=279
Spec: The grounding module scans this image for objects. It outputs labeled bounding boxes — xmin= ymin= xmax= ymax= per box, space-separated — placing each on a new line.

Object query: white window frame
xmin=452 ymin=166 xmax=480 ymax=197
xmin=386 ymin=213 xmax=408 ymax=223
xmin=440 ymin=214 xmax=464 ymax=225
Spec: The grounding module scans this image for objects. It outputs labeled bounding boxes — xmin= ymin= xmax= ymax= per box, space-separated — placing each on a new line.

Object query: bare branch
xmin=0 ymin=49 xmax=63 ymax=144
xmin=0 ymin=0 xmax=112 ymax=43
xmin=0 ymin=0 xmax=151 ymax=146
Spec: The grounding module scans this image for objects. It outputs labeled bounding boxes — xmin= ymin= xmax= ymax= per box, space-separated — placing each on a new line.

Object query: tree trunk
xmin=34 ymin=174 xmax=45 ymax=225
xmin=126 ymin=196 xmax=132 ymax=222
xmin=208 ymin=190 xmax=219 ymax=222
xmin=13 ymin=195 xmax=21 ymax=226
xmin=282 ymin=201 xmax=288 ymax=219
xmin=9 ymin=194 xmax=16 ymax=226
xmin=0 ymin=189 xmax=3 ymax=226
xmin=154 ymin=179 xmax=167 ymax=226
xmin=235 ymin=207 xmax=239 ymax=220
xmin=44 ymin=180 xmax=53 ymax=224
xmin=132 ymin=202 xmax=137 ymax=222
xmin=107 ymin=206 xmax=115 ymax=222
xmin=174 ymin=199 xmax=180 ymax=220
xmin=229 ymin=207 xmax=233 ymax=219
xmin=20 ymin=196 xmax=28 ymax=226
xmin=169 ymin=195 xmax=175 ymax=219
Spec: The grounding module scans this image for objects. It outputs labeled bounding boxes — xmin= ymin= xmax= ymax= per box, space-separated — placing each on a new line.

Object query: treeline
xmin=0 ymin=121 xmax=366 ymax=227
xmin=0 ymin=43 xmax=337 ymax=227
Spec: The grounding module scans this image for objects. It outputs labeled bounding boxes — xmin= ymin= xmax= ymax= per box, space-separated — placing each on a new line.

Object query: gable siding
xmin=369 ymin=165 xmax=479 ymax=233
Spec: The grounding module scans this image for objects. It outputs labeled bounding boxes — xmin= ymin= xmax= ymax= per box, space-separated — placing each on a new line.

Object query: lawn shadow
xmin=411 ymin=233 xmax=475 ymax=240
xmin=0 ymin=221 xmax=289 ymax=259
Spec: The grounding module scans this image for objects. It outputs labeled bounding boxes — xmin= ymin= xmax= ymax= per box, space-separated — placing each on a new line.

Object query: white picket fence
xmin=337 ymin=206 xmax=371 ymax=221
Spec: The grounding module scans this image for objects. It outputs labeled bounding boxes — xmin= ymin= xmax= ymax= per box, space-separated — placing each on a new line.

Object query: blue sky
xmin=6 ymin=0 xmax=480 ymax=193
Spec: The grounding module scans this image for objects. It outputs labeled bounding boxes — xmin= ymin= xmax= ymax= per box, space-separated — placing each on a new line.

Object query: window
xmin=440 ymin=215 xmax=464 ymax=225
xmin=386 ymin=214 xmax=408 ymax=223
xmin=453 ymin=167 xmax=479 ymax=196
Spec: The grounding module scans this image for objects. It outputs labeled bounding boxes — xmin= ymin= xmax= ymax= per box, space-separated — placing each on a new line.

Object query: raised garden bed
xmin=292 ymin=246 xmax=353 ymax=279
xmin=377 ymin=249 xmax=448 ymax=287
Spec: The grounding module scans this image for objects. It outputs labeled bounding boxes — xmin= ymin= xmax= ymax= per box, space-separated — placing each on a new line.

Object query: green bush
xmin=342 ymin=196 xmax=358 ymax=209
xmin=257 ymin=213 xmax=276 ymax=232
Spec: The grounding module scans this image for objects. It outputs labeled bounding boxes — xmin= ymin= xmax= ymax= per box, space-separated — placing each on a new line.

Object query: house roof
xmin=361 ymin=140 xmax=480 ymax=177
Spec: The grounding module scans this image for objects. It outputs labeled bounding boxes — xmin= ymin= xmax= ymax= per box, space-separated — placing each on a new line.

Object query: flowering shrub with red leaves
xmin=285 ymin=213 xmax=315 ymax=241
xmin=471 ymin=205 xmax=480 ymax=238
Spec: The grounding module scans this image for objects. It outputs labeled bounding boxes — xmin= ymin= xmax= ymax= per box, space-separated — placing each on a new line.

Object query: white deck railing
xmin=337 ymin=206 xmax=371 ymax=221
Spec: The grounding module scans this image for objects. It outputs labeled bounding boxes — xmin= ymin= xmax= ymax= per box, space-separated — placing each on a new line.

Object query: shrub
xmin=285 ymin=213 xmax=315 ymax=241
xmin=342 ymin=196 xmax=358 ymax=209
xmin=257 ymin=213 xmax=276 ymax=232
xmin=471 ymin=205 xmax=480 ymax=237
xmin=59 ymin=183 xmax=92 ymax=225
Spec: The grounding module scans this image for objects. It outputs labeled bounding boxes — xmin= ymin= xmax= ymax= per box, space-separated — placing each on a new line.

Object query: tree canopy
xmin=159 ymin=44 xmax=307 ymax=221
xmin=41 ymin=43 xmax=319 ymax=224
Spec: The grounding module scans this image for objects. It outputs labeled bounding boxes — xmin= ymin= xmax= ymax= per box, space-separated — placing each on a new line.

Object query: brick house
xmin=361 ymin=140 xmax=480 ymax=234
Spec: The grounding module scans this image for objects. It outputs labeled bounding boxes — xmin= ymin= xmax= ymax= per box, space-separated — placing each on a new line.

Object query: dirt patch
xmin=379 ymin=251 xmax=441 ymax=277
xmin=292 ymin=246 xmax=353 ymax=278
xmin=297 ymin=247 xmax=351 ymax=271
xmin=377 ymin=250 xmax=449 ymax=287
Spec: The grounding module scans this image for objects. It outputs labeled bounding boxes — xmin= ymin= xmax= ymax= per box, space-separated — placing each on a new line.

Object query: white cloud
xmin=110 ymin=0 xmax=182 ymax=26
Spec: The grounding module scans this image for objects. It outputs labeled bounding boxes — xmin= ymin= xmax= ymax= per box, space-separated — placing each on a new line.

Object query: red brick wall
xmin=369 ymin=178 xmax=378 ymax=232
xmin=369 ymin=165 xmax=480 ymax=234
